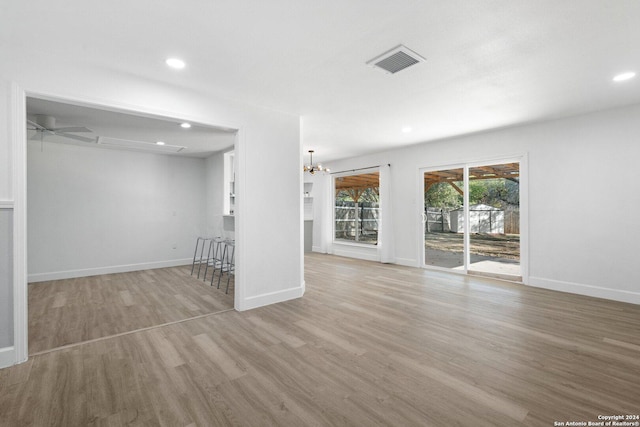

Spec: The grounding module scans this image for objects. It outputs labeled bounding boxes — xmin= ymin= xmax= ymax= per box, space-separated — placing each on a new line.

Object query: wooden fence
xmin=504 ymin=210 xmax=519 ymax=234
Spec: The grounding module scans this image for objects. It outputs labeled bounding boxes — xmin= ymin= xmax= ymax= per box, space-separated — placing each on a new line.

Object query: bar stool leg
xmin=217 ymin=243 xmax=228 ymax=290
xmin=209 ymin=238 xmax=223 ymax=287
xmin=203 ymin=239 xmax=214 ymax=281
xmin=225 ymin=244 xmax=235 ymax=294
xmin=190 ymin=237 xmax=202 ymax=275
xmin=196 ymin=238 xmax=209 ymax=279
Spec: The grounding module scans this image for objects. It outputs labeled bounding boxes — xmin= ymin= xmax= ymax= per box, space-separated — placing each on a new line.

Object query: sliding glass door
xmin=468 ymin=162 xmax=520 ymax=278
xmin=423 ymin=167 xmax=465 ymax=270
xmin=422 ymin=160 xmax=521 ymax=280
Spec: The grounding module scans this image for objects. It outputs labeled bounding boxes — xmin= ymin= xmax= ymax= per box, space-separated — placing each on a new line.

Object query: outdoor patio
xmin=425 ymin=232 xmax=521 ymax=278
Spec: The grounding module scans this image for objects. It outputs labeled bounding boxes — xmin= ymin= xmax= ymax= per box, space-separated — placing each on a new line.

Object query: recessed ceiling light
xmin=156 ymin=141 xmax=165 ymax=146
xmin=165 ymin=58 xmax=186 ymax=69
xmin=180 ymin=122 xmax=191 ymax=129
xmin=402 ymin=126 xmax=413 ymax=133
xmin=613 ymin=71 xmax=636 ymax=82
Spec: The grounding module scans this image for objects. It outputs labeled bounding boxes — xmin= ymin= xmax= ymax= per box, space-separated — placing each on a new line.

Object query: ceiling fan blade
xmin=51 ymin=126 xmax=93 ymax=133
xmin=26 ymin=119 xmax=46 ymax=131
xmin=54 ymin=132 xmax=96 ymax=143
xmin=29 ymin=131 xmax=42 ymax=141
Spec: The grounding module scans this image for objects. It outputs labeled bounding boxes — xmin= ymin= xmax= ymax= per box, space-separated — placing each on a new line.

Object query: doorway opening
xmin=25 ymin=95 xmax=238 ymax=355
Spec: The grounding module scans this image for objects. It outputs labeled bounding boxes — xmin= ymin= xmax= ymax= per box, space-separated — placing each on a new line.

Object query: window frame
xmin=332 ymin=168 xmax=381 ymax=247
xmin=418 ymin=154 xmax=528 ymax=282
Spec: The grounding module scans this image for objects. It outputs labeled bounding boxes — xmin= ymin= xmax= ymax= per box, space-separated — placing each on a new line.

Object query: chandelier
xmin=303 ymin=150 xmax=329 ymax=174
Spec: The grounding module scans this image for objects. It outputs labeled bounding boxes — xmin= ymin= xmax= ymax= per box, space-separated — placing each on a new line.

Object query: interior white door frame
xmin=9 ymin=83 xmax=244 ymax=366
xmin=10 ymin=83 xmax=27 ymax=365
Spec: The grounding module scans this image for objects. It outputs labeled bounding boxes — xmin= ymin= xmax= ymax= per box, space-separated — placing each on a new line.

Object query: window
xmin=334 ymin=171 xmax=379 ymax=245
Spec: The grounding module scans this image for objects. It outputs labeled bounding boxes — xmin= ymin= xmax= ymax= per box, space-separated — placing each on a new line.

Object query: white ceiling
xmin=26 ymin=97 xmax=236 ymax=158
xmin=4 ymin=0 xmax=640 ymax=163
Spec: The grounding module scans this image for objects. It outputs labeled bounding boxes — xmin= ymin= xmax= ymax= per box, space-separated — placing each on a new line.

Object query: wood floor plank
xmin=192 ymin=334 xmax=247 ymax=381
xmin=3 ymin=253 xmax=640 ymax=426
xmin=28 ymin=265 xmax=233 ymax=354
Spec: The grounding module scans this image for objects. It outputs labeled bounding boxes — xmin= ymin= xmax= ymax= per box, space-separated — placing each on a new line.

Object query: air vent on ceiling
xmin=367 ymin=45 xmax=425 ymax=74
xmin=97 ymin=136 xmax=185 ymax=153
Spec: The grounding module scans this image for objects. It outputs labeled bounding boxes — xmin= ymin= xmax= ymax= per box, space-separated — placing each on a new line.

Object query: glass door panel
xmin=423 ymin=167 xmax=465 ymax=270
xmin=467 ymin=162 xmax=521 ymax=278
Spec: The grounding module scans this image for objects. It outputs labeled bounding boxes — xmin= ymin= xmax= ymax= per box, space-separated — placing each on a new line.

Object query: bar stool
xmin=190 ymin=237 xmax=212 ymax=278
xmin=217 ymin=239 xmax=235 ymax=294
xmin=204 ymin=237 xmax=225 ymax=284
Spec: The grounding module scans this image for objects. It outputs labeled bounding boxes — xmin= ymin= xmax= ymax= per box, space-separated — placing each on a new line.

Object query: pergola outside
xmin=333 ymin=163 xmax=519 ymax=196
xmin=423 ymin=163 xmax=520 ymax=195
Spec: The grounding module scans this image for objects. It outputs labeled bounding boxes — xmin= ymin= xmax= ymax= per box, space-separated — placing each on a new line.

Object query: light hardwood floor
xmin=28 ymin=266 xmax=234 ymax=354
xmin=2 ymin=253 xmax=639 ymax=426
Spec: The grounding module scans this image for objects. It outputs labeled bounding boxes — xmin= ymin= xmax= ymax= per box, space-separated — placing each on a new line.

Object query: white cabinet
xmin=224 ymin=151 xmax=235 ymax=216
xmin=304 ymin=182 xmax=313 ymax=252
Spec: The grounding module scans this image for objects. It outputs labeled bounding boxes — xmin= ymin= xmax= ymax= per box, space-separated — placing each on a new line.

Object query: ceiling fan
xmin=27 ymin=114 xmax=95 ymax=143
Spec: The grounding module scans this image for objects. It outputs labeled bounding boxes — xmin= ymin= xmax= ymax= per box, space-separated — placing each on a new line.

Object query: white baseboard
xmin=237 ymin=282 xmax=305 ymax=311
xmin=395 ymin=257 xmax=418 ymax=268
xmin=528 ymin=276 xmax=640 ymax=305
xmin=311 ymin=245 xmax=324 ymax=253
xmin=332 ymin=246 xmax=379 ymax=262
xmin=0 ymin=346 xmax=15 ymax=369
xmin=28 ymin=258 xmax=193 ymax=283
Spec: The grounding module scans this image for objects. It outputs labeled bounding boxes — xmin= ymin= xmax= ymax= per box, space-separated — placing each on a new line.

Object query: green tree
xmin=470 ymin=179 xmax=519 ymax=208
xmin=468 ymin=181 xmax=486 ymax=205
xmin=426 ymin=179 xmax=519 ymax=209
xmin=425 ymin=182 xmax=462 ymax=209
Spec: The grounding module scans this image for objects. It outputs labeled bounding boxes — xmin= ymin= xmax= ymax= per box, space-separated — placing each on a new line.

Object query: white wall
xmin=0 ymin=83 xmax=11 ymax=200
xmin=315 ymin=104 xmax=640 ymax=305
xmin=239 ymin=112 xmax=302 ymax=302
xmin=0 ymin=209 xmax=12 ymax=349
xmin=27 ymin=142 xmax=207 ymax=281
xmin=0 ymin=49 xmax=303 ymax=367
